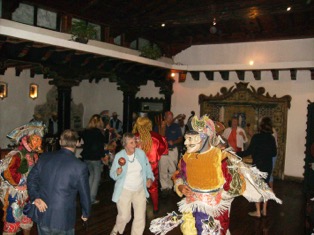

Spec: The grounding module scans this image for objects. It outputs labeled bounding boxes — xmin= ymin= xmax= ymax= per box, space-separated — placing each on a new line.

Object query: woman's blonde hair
xmin=87 ymin=114 xmax=104 ymax=129
xmin=132 ymin=117 xmax=152 ymax=154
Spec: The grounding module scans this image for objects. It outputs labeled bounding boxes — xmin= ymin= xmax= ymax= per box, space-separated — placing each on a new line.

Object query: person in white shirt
xmin=222 ymin=117 xmax=248 ymax=151
xmin=110 ymin=133 xmax=154 ymax=235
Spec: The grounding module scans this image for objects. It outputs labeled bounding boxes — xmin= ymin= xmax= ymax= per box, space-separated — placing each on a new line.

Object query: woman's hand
xmin=178 ymin=185 xmax=192 ymax=197
xmin=146 ymin=179 xmax=153 ymax=188
xmin=116 ymin=167 xmax=123 ymax=175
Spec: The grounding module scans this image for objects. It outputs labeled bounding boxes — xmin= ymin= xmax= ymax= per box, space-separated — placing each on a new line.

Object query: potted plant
xmin=139 ymin=44 xmax=162 ymax=60
xmin=71 ymin=20 xmax=97 ymax=44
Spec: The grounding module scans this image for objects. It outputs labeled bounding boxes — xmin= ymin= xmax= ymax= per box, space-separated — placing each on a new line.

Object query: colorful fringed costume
xmin=173 ymin=147 xmax=234 ymax=235
xmin=133 ymin=117 xmax=168 ymax=212
xmin=150 ymin=116 xmax=282 ymax=235
xmin=0 ymin=121 xmax=45 ymax=234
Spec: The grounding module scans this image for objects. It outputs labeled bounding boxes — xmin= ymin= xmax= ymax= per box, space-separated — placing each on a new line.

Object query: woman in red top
xmin=133 ymin=116 xmax=168 ymax=213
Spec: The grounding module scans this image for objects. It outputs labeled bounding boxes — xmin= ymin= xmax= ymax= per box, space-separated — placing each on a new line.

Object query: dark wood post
xmin=118 ymin=82 xmax=139 ymax=133
xmin=49 ymin=79 xmax=80 ymax=135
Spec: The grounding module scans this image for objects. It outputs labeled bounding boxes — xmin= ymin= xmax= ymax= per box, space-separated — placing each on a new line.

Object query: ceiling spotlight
xmin=249 ymin=60 xmax=254 ymax=66
xmin=287 ymin=6 xmax=291 ymax=11
xmin=171 ymin=72 xmax=175 ymax=77
xmin=161 ymin=23 xmax=165 ymax=27
xmin=213 ymin=18 xmax=216 ymax=26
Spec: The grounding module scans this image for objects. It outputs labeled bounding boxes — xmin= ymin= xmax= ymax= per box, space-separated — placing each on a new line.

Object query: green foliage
xmin=139 ymin=44 xmax=162 ymax=60
xmin=71 ymin=21 xmax=97 ymax=43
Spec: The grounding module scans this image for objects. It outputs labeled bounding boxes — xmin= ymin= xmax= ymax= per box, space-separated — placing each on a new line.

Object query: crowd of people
xmin=0 ymin=109 xmax=281 ymax=235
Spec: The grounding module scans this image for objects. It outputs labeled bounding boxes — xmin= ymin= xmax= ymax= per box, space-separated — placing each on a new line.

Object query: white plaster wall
xmin=72 ymin=79 xmax=163 ymax=127
xmin=0 ymin=69 xmax=52 ymax=148
xmin=72 ymin=79 xmax=123 ymax=127
xmin=0 ymin=73 xmax=162 ymax=148
xmin=137 ymin=80 xmax=164 ymax=99
xmin=172 ymin=38 xmax=314 ymax=178
xmin=175 ymin=38 xmax=314 ymax=66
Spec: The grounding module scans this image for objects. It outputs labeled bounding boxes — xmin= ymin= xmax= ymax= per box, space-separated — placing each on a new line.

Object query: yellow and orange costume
xmin=150 ymin=115 xmax=281 ymax=235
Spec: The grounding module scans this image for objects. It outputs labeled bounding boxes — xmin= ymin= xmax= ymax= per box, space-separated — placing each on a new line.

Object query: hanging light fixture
xmin=210 ymin=17 xmax=217 ymax=34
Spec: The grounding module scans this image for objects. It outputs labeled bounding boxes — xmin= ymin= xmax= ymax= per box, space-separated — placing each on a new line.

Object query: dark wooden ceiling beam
xmin=290 ymin=69 xmax=297 ymax=80
xmin=219 ymin=71 xmax=229 ymax=80
xmin=252 ymin=70 xmax=261 ymax=80
xmin=4 ymin=0 xmax=313 ymax=57
xmin=189 ymin=71 xmax=200 ymax=81
xmin=204 ymin=71 xmax=214 ymax=81
xmin=271 ymin=70 xmax=279 ymax=80
xmin=41 ymin=50 xmax=55 ymax=62
xmin=236 ymin=70 xmax=245 ymax=81
xmin=17 ymin=43 xmax=33 ymax=58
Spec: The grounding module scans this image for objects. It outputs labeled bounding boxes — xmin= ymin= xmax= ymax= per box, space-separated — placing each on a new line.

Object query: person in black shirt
xmin=237 ymin=116 xmax=277 ymax=217
xmin=80 ymin=114 xmax=106 ymax=204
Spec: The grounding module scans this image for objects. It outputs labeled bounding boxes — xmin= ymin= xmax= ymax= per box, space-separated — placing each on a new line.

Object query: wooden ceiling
xmin=0 ymin=0 xmax=313 ymax=87
xmin=4 ymin=0 xmax=314 ymax=57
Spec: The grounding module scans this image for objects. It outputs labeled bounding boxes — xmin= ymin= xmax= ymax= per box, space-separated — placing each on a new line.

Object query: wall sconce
xmin=29 ymin=83 xmax=38 ymax=100
xmin=0 ymin=82 xmax=8 ymax=99
xmin=167 ymin=70 xmax=177 ymax=80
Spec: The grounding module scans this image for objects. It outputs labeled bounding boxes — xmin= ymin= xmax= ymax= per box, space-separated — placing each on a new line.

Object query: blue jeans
xmin=86 ymin=160 xmax=102 ymax=203
xmin=269 ymin=156 xmax=277 ymax=183
xmin=38 ymin=226 xmax=74 ymax=235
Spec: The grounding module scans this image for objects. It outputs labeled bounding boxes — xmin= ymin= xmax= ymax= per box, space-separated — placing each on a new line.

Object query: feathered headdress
xmin=190 ymin=115 xmax=224 ymax=147
xmin=191 ymin=115 xmax=216 ymax=139
xmin=7 ymin=121 xmax=46 ymax=143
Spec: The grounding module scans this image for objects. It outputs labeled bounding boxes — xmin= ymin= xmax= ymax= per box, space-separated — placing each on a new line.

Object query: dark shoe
xmin=153 ymin=209 xmax=159 ymax=215
xmin=160 ymin=190 xmax=168 ymax=199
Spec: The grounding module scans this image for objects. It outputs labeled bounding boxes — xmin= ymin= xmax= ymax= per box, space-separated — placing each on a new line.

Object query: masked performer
xmin=0 ymin=121 xmax=45 ymax=235
xmin=150 ymin=115 xmax=281 ymax=235
xmin=133 ymin=116 xmax=168 ymax=213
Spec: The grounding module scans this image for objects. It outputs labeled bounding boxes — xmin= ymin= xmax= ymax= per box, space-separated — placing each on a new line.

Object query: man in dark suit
xmin=27 ymin=129 xmax=91 ymax=235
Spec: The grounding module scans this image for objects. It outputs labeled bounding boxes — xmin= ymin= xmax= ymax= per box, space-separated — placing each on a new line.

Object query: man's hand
xmin=81 ymin=216 xmax=88 ymax=231
xmin=34 ymin=198 xmax=48 ymax=212
xmin=239 ymin=131 xmax=245 ymax=138
xmin=146 ymin=179 xmax=153 ymax=188
xmin=178 ymin=185 xmax=192 ymax=197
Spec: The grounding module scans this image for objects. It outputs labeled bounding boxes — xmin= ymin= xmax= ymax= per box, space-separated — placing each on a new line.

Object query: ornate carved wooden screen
xmin=199 ymin=82 xmax=291 ymax=179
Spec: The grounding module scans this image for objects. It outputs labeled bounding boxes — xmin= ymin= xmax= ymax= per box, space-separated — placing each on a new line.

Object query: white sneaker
xmin=92 ymin=199 xmax=100 ymax=204
xmin=110 ymin=229 xmax=118 ymax=235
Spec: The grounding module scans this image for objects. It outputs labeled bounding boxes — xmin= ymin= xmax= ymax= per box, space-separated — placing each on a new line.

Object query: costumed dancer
xmin=0 ymin=121 xmax=45 ymax=235
xmin=132 ymin=116 xmax=168 ymax=213
xmin=150 ymin=115 xmax=282 ymax=235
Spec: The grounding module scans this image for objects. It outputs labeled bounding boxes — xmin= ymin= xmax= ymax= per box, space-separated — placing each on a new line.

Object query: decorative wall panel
xmin=199 ymin=82 xmax=291 ymax=179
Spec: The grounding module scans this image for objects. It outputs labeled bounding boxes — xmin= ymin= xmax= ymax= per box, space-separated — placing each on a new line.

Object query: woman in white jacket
xmin=110 ymin=133 xmax=154 ymax=235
